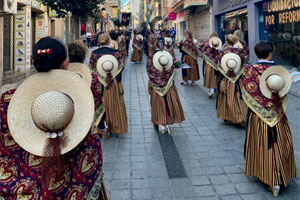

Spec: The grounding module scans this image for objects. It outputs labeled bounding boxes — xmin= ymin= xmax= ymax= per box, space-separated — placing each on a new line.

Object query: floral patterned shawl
xmin=132 ymin=35 xmax=143 ymax=50
xmin=0 ymin=89 xmax=104 ymax=199
xmin=217 ymin=46 xmax=246 ymax=83
xmin=182 ymin=37 xmax=198 ymax=61
xmin=198 ymin=41 xmax=219 ymax=70
xmin=146 ymin=51 xmax=175 ymax=96
xmin=242 ymin=63 xmax=288 ymax=127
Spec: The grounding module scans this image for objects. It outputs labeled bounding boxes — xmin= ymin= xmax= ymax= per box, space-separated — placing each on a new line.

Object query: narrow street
xmin=100 ymin=50 xmax=300 ymax=200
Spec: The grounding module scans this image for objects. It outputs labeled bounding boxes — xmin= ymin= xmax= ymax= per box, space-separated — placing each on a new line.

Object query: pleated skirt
xmin=131 ymin=47 xmax=143 ymax=62
xmin=103 ymin=80 xmax=128 ymax=134
xmin=203 ymin=61 xmax=218 ymax=89
xmin=244 ymin=112 xmax=297 ymax=187
xmin=182 ymin=55 xmax=200 ymax=81
xmin=217 ymin=79 xmax=247 ymax=123
xmin=149 ymin=82 xmax=185 ymax=125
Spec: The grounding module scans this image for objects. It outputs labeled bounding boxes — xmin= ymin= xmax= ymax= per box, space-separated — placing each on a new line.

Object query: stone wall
xmin=187 ymin=8 xmax=211 ymax=43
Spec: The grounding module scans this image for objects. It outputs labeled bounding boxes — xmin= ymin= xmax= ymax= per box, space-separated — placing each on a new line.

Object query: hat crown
xmin=226 ymin=59 xmax=237 ymax=69
xmin=159 ymin=56 xmax=169 ymax=66
xmin=31 ymin=91 xmax=74 ymax=132
xmin=102 ymin=60 xmax=114 ymax=72
xmin=212 ymin=39 xmax=219 ymax=46
xmin=266 ymin=74 xmax=285 ymax=91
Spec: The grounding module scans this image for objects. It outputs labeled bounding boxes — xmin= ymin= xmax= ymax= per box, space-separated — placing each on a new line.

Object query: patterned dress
xmin=148 ymin=34 xmax=157 ymax=56
xmin=147 ymin=51 xmax=185 ymax=125
xmin=198 ymin=41 xmax=219 ymax=89
xmin=131 ymin=35 xmax=144 ymax=62
xmin=181 ymin=38 xmax=200 ymax=81
xmin=242 ymin=63 xmax=296 ymax=187
xmin=216 ymin=47 xmax=248 ymax=123
xmin=89 ymin=47 xmax=128 ymax=134
xmin=0 ymin=89 xmax=107 ymax=200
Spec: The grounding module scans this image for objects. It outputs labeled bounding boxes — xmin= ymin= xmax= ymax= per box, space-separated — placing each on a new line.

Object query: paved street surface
xmin=98 ymin=49 xmax=300 ymax=200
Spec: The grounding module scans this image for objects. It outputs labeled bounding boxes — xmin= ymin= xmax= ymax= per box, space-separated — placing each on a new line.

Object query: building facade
xmin=212 ymin=0 xmax=300 ymax=69
xmin=172 ymin=0 xmax=212 ymax=42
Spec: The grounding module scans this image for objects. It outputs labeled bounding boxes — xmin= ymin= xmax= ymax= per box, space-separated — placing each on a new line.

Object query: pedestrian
xmin=198 ymin=32 xmax=222 ymax=98
xmin=0 ymin=36 xmax=107 ymax=199
xmin=68 ymin=40 xmax=108 ymax=139
xmin=125 ymin=29 xmax=132 ymax=56
xmin=170 ymin=27 xmax=176 ymax=42
xmin=234 ymin=29 xmax=249 ymax=59
xmin=216 ymin=34 xmax=247 ymax=125
xmin=89 ymin=33 xmax=128 ymax=136
xmin=109 ymin=31 xmax=119 ymax=50
xmin=242 ymin=41 xmax=296 ymax=196
xmin=131 ymin=30 xmax=144 ymax=64
xmin=164 ymin=33 xmax=175 ymax=59
xmin=148 ymin=30 xmax=157 ymax=56
xmin=118 ymin=31 xmax=127 ymax=67
xmin=180 ymin=31 xmax=200 ymax=86
xmin=86 ymin=29 xmax=92 ymax=48
xmin=147 ymin=40 xmax=185 ymax=134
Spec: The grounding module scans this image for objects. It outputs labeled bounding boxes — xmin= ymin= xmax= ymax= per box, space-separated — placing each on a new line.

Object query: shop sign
xmin=264 ymin=0 xmax=300 ymax=26
xmin=184 ymin=0 xmax=207 ymax=9
xmin=17 ymin=0 xmax=41 ymax=10
xmin=14 ymin=6 xmax=26 ymax=73
xmin=36 ymin=13 xmax=46 ymax=42
xmin=177 ymin=11 xmax=185 ymax=18
xmin=219 ymin=0 xmax=251 ymax=11
xmin=168 ymin=12 xmax=177 ymax=20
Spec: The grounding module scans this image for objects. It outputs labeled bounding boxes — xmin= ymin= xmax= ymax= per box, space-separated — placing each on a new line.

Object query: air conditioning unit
xmin=0 ymin=0 xmax=17 ymax=16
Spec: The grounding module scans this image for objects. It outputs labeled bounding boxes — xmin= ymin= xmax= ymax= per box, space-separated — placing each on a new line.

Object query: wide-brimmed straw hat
xmin=193 ymin=39 xmax=198 ymax=45
xmin=165 ymin=37 xmax=172 ymax=45
xmin=110 ymin=40 xmax=119 ymax=49
xmin=209 ymin=37 xmax=222 ymax=50
xmin=235 ymin=41 xmax=243 ymax=49
xmin=137 ymin=34 xmax=143 ymax=41
xmin=68 ymin=63 xmax=92 ymax=86
xmin=7 ymin=70 xmax=94 ymax=156
xmin=153 ymin=50 xmax=173 ymax=71
xmin=260 ymin=65 xmax=291 ymax=99
xmin=97 ymin=55 xmax=119 ymax=80
xmin=220 ymin=53 xmax=241 ymax=74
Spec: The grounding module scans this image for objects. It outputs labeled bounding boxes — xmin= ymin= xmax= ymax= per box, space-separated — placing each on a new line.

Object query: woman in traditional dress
xmin=118 ymin=32 xmax=127 ymax=67
xmin=131 ymin=31 xmax=144 ymax=64
xmin=148 ymin=30 xmax=157 ymax=56
xmin=147 ymin=40 xmax=185 ymax=134
xmin=180 ymin=31 xmax=200 ymax=86
xmin=242 ymin=41 xmax=296 ymax=196
xmin=0 ymin=37 xmax=107 ymax=199
xmin=216 ymin=34 xmax=248 ymax=125
xmin=198 ymin=32 xmax=222 ymax=98
xmin=234 ymin=30 xmax=249 ymax=59
xmin=89 ymin=34 xmax=128 ymax=135
xmin=68 ymin=40 xmax=108 ymax=138
xmin=164 ymin=34 xmax=175 ymax=59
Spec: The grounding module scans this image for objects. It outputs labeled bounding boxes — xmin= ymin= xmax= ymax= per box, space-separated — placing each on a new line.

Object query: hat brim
xmin=153 ymin=51 xmax=173 ymax=71
xmin=235 ymin=41 xmax=243 ymax=49
xmin=96 ymin=55 xmax=119 ymax=86
xmin=68 ymin=63 xmax=92 ymax=87
xmin=137 ymin=34 xmax=143 ymax=41
xmin=220 ymin=53 xmax=241 ymax=74
xmin=209 ymin=37 xmax=222 ymax=50
xmin=260 ymin=65 xmax=292 ymax=99
xmin=7 ymin=70 xmax=94 ymax=156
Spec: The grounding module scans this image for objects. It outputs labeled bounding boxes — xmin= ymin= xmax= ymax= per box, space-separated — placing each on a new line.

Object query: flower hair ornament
xmin=37 ymin=48 xmax=52 ymax=55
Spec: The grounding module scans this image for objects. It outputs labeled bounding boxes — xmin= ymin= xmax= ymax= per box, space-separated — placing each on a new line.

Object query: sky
xmin=121 ymin=0 xmax=128 ymax=8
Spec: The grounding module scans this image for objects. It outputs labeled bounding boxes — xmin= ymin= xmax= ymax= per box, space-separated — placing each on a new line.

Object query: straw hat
xmin=220 ymin=53 xmax=241 ymax=74
xmin=137 ymin=34 xmax=143 ymax=41
xmin=110 ymin=40 xmax=119 ymax=49
xmin=7 ymin=70 xmax=94 ymax=156
xmin=193 ymin=39 xmax=198 ymax=45
xmin=97 ymin=55 xmax=119 ymax=80
xmin=68 ymin=63 xmax=92 ymax=87
xmin=165 ymin=37 xmax=172 ymax=45
xmin=153 ymin=50 xmax=173 ymax=71
xmin=209 ymin=37 xmax=222 ymax=50
xmin=260 ymin=65 xmax=291 ymax=99
xmin=235 ymin=41 xmax=243 ymax=49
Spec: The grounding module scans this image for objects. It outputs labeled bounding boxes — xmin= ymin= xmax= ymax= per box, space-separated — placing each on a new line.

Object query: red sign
xmin=168 ymin=12 xmax=177 ymax=21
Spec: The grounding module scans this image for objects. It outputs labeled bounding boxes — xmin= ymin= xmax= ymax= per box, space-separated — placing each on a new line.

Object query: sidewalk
xmin=98 ymin=50 xmax=299 ymax=200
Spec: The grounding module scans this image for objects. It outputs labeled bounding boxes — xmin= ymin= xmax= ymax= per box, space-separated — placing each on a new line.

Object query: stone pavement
xmin=98 ymin=49 xmax=300 ymax=200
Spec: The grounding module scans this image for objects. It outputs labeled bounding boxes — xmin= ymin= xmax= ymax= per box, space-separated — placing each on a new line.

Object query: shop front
xmin=212 ymin=0 xmax=300 ymax=70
